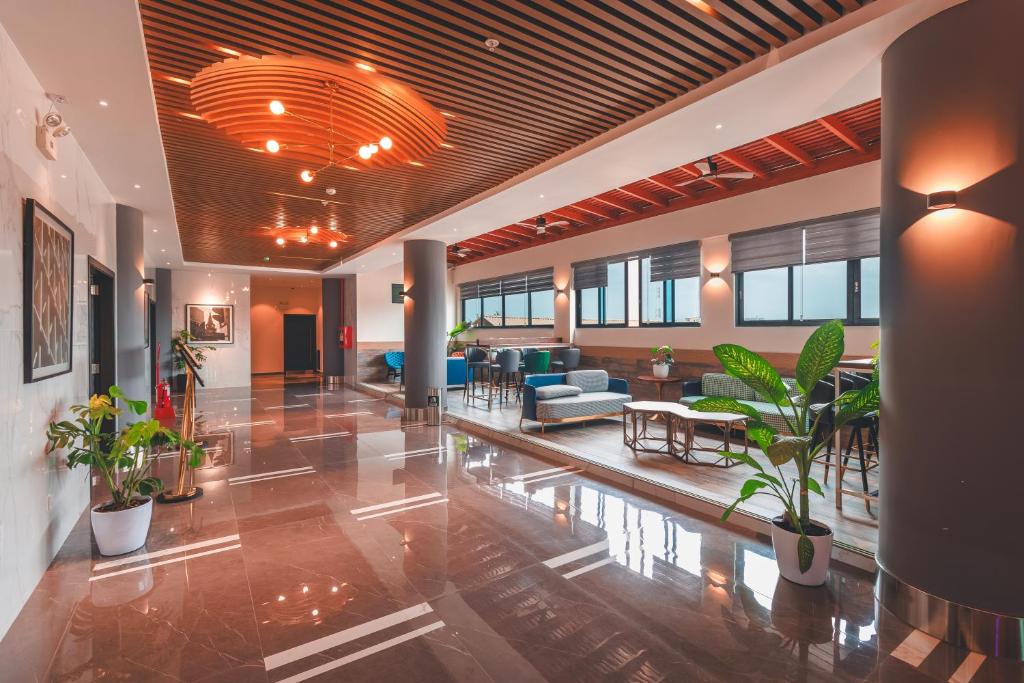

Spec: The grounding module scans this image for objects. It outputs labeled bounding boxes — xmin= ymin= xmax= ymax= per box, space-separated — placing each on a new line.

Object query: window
xmin=575 ymin=247 xmax=702 ymax=328
xmin=458 ymin=268 xmax=555 ymax=328
xmin=859 ymin=256 xmax=880 ymax=320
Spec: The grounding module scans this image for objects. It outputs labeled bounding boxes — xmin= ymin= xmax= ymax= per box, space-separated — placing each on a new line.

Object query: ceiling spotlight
xmin=309 ymin=225 xmax=319 ymax=234
xmin=99 ymin=100 xmax=109 ymax=107
xmin=52 ymin=125 xmax=72 ymax=138
xmin=299 ymin=235 xmax=308 ymax=244
xmin=358 ymin=145 xmax=372 ymax=160
xmin=275 ymin=237 xmax=285 ymax=245
xmin=44 ymin=111 xmax=63 ymax=128
xmin=485 ymin=38 xmax=500 ymax=52
xmin=715 ymin=123 xmax=723 ymax=130
xmin=263 ymin=256 xmax=271 ymax=261
xmin=379 ymin=136 xmax=393 ymax=150
xmin=265 ymin=139 xmax=280 ymax=153
xmin=300 ymin=169 xmax=315 ymax=183
xmin=325 ymin=187 xmax=336 ymax=195
xmin=134 ymin=183 xmax=142 ymax=189
xmin=329 ymin=240 xmax=338 ymax=248
xmin=355 ymin=62 xmax=375 ymax=72
xmin=369 ymin=143 xmax=379 ymax=154
xmin=269 ymin=100 xmax=286 ymax=115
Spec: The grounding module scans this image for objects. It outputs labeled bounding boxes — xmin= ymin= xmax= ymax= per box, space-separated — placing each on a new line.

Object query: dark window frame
xmin=576 ymin=257 xmax=702 ymax=329
xmin=459 ymin=290 xmax=555 ymax=329
xmin=735 ymin=257 xmax=880 ymax=327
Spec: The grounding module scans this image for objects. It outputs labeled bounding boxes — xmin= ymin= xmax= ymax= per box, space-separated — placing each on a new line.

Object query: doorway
xmin=283 ymin=314 xmax=318 ymax=376
xmin=87 ymin=258 xmax=116 ymax=405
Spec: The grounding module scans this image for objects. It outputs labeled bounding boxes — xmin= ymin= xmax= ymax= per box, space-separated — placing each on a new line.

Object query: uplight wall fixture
xmin=926 ymin=190 xmax=958 ymax=210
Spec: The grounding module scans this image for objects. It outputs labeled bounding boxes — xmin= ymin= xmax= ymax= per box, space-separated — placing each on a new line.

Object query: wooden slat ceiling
xmin=139 ymin=0 xmax=873 ymax=270
xmin=450 ymin=98 xmax=881 ymax=264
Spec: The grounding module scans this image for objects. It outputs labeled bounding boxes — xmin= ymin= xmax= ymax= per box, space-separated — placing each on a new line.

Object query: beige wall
xmin=356 ymin=261 xmax=404 ymax=343
xmin=250 ymin=276 xmax=322 ymax=374
xmin=171 ymin=270 xmax=251 ymax=388
xmin=450 ymin=161 xmax=882 ymax=356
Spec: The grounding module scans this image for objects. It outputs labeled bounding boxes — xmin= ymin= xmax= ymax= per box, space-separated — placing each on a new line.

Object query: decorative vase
xmin=91 ymin=496 xmax=154 ymax=556
xmin=770 ymin=516 xmax=833 ymax=586
xmin=652 ymin=363 xmax=670 ymax=379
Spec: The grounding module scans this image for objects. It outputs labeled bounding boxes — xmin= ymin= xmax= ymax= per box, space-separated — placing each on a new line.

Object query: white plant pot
xmin=652 ymin=363 xmax=670 ymax=379
xmin=91 ymin=497 xmax=153 ymax=556
xmin=771 ymin=516 xmax=833 ymax=586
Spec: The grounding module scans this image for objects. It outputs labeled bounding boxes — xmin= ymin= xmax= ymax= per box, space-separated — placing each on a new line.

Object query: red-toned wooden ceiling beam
xmin=502 ymin=224 xmax=542 ymax=239
xmin=765 ymin=133 xmax=816 ymax=167
xmin=647 ymin=172 xmax=688 ymax=197
xmin=572 ymin=202 xmax=616 ymax=220
xmin=817 ymin=114 xmax=867 ymax=153
xmin=494 ymin=227 xmax=531 ymax=244
xmin=471 ymin=233 xmax=518 ymax=249
xmin=618 ymin=184 xmax=666 ymax=207
xmin=592 ymin=194 xmax=637 ymax=214
xmin=460 ymin=238 xmax=500 ymax=253
xmin=718 ymin=150 xmax=769 ymax=178
xmin=549 ymin=207 xmax=595 ymax=225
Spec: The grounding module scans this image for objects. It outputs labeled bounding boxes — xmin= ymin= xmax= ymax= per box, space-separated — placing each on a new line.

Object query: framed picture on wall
xmin=185 ymin=304 xmax=234 ymax=344
xmin=23 ymin=199 xmax=75 ymax=383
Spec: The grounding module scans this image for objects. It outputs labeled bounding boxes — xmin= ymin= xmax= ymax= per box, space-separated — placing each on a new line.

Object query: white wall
xmin=451 ymin=161 xmax=882 ymax=356
xmin=356 ymin=261 xmax=404 ymax=342
xmin=170 ymin=270 xmax=251 ymax=388
xmin=0 ymin=24 xmax=117 ymax=639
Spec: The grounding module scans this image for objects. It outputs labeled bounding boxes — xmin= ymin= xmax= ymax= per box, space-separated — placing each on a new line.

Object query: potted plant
xmin=447 ymin=320 xmax=473 ymax=356
xmin=46 ymin=386 xmax=203 ymax=556
xmin=650 ymin=345 xmax=674 ymax=379
xmin=172 ymin=329 xmax=215 ymax=392
xmin=692 ymin=320 xmax=879 ymax=585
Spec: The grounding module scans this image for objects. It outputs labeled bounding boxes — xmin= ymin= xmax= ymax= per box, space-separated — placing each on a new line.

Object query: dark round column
xmin=879 ymin=0 xmax=1024 ymax=657
xmin=402 ymin=240 xmax=447 ymax=421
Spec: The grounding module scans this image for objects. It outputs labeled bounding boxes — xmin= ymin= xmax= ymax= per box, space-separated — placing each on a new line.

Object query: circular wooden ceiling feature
xmin=190 ymin=55 xmax=447 ymax=172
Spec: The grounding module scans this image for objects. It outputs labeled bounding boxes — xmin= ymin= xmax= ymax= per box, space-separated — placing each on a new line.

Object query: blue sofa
xmin=446 ymin=357 xmax=467 ymax=387
xmin=521 ymin=370 xmax=631 ymax=433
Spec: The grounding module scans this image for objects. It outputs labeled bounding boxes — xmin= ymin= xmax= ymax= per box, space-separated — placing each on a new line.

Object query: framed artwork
xmin=196 ymin=431 xmax=234 ymax=469
xmin=186 ymin=304 xmax=233 ymax=344
xmin=23 ymin=199 xmax=74 ymax=383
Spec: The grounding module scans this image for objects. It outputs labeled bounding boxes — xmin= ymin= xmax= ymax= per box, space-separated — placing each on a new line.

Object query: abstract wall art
xmin=186 ymin=304 xmax=233 ymax=344
xmin=23 ymin=199 xmax=74 ymax=383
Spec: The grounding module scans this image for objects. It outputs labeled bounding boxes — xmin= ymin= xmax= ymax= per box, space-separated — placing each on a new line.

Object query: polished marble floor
xmin=2 ymin=377 xmax=1017 ymax=682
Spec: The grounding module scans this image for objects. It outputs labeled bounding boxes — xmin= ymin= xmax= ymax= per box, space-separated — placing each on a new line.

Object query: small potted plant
xmin=46 ymin=386 xmax=203 ymax=556
xmin=650 ymin=345 xmax=674 ymax=378
xmin=692 ymin=320 xmax=878 ymax=585
xmin=172 ymin=329 xmax=215 ymax=392
xmin=447 ymin=320 xmax=473 ymax=356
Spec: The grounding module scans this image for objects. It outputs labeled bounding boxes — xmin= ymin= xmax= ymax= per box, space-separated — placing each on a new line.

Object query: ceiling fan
xmin=452 ymin=245 xmax=471 ymax=258
xmin=515 ymin=215 xmax=569 ymax=235
xmin=675 ymin=156 xmax=754 ymax=187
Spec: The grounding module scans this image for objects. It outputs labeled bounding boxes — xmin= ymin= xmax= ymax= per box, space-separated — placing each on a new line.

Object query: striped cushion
xmin=535 ymin=385 xmax=583 ymax=400
xmin=702 ymin=373 xmax=755 ymax=401
xmin=536 ymin=391 xmax=633 ymax=420
xmin=565 ymin=370 xmax=608 ymax=393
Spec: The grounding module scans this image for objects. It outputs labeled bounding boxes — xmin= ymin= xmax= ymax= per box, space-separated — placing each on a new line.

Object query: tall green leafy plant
xmin=692 ymin=320 xmax=879 ymax=573
xmin=447 ymin=320 xmax=472 ymax=356
xmin=46 ymin=386 xmax=204 ymax=511
xmin=172 ymin=329 xmax=216 ymax=371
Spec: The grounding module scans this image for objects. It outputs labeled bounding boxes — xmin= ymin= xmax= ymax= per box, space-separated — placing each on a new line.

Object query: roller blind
xmin=730 ymin=224 xmax=804 ymax=273
xmin=524 ymin=268 xmax=554 ymax=293
xmin=803 ymin=209 xmax=880 ymax=264
xmin=459 ymin=267 xmax=554 ymax=299
xmin=572 ymin=258 xmax=609 ymax=290
xmin=477 ymin=279 xmax=502 ymax=298
xmin=649 ymin=241 xmax=701 ymax=282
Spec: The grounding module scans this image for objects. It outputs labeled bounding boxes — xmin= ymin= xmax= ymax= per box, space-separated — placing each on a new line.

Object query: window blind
xmin=649 ymin=241 xmax=701 ymax=282
xmin=730 ymin=224 xmax=804 ymax=273
xmin=477 ymin=279 xmax=502 ymax=298
xmin=524 ymin=268 xmax=554 ymax=293
xmin=572 ymin=258 xmax=609 ymax=290
xmin=803 ymin=209 xmax=880 ymax=264
xmin=458 ymin=267 xmax=554 ymax=299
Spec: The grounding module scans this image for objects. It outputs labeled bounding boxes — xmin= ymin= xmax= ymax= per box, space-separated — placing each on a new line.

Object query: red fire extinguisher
xmin=341 ymin=325 xmax=353 ymax=349
xmin=154 ymin=380 xmax=175 ymax=420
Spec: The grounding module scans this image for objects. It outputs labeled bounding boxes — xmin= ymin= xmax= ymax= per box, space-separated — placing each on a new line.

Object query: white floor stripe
xmin=543 ymin=540 xmax=610 ymax=569
xmin=277 ymin=621 xmax=444 ymax=683
xmin=348 ymin=398 xmax=382 ymax=403
xmin=891 ymin=629 xmax=941 ymax=667
xmin=93 ymin=534 xmax=241 ymax=571
xmin=223 ymin=420 xmax=275 ymax=428
xmin=949 ymin=652 xmax=986 ymax=683
xmin=289 ymin=432 xmax=351 ymax=443
xmin=324 ymin=411 xmax=373 ymax=418
xmin=89 ymin=544 xmax=241 ymax=581
xmin=264 ymin=602 xmax=434 ymax=670
xmin=350 ymin=492 xmax=442 ymax=515
xmin=266 ymin=404 xmax=310 ymax=409
xmin=356 ymin=498 xmax=449 ymax=520
xmin=563 ymin=556 xmax=615 ymax=579
xmin=518 ymin=469 xmax=583 ymax=485
xmin=228 ymin=470 xmax=316 ymax=486
xmin=229 ymin=467 xmax=313 ymax=483
xmin=384 ymin=447 xmax=447 ymax=460
xmin=294 ymin=393 xmax=330 ymax=398
xmin=510 ymin=465 xmax=576 ymax=481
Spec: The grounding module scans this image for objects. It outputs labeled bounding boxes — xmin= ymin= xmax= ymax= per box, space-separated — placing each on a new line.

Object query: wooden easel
xmin=157 ymin=340 xmax=205 ymax=503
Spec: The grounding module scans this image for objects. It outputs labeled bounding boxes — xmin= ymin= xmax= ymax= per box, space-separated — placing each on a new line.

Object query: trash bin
xmin=426 ymin=386 xmax=446 ymax=426
xmin=325 ymin=375 xmax=343 ymax=389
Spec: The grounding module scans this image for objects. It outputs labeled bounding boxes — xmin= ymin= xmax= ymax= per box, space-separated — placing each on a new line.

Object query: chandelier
xmin=190 ymin=55 xmax=446 ymax=184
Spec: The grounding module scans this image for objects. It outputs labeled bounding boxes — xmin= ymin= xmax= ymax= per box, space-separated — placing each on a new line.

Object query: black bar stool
xmin=491 ymin=349 xmax=522 ymax=407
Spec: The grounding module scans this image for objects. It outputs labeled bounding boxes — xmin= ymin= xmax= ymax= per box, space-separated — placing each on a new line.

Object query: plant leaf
xmin=713 ymin=344 xmax=791 ymax=405
xmin=745 ymin=422 xmax=777 ymax=453
xmin=766 ymin=435 xmax=811 ymax=467
xmin=798 ymin=533 xmax=815 ymax=573
xmin=796 ymin=320 xmax=845 ymax=394
xmin=806 ymin=477 xmax=824 ymax=497
xmin=834 ymin=380 xmax=880 ymax=427
xmin=740 ymin=479 xmax=767 ymax=498
xmin=754 ymin=471 xmax=784 ymax=488
xmin=720 ymin=450 xmax=764 ymax=473
xmin=690 ymin=397 xmax=760 ymax=422
xmin=720 ymin=499 xmax=741 ymax=522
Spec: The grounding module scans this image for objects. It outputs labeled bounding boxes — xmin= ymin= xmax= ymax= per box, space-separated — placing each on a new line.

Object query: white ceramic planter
xmin=91 ymin=497 xmax=153 ymax=556
xmin=771 ymin=516 xmax=833 ymax=586
xmin=652 ymin=363 xmax=670 ymax=379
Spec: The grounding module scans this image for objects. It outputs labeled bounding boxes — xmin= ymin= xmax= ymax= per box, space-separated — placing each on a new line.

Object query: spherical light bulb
xmin=300 ymin=170 xmax=315 ymax=183
xmin=269 ymin=100 xmax=285 ymax=115
xmin=329 ymin=240 xmax=338 ymax=248
xmin=358 ymin=145 xmax=371 ymax=160
xmin=265 ymin=139 xmax=280 ymax=153
xmin=379 ymin=136 xmax=393 ymax=150
xmin=369 ymin=143 xmax=379 ymax=154
xmin=275 ymin=237 xmax=285 ymax=246
xmin=309 ymin=225 xmax=319 ymax=235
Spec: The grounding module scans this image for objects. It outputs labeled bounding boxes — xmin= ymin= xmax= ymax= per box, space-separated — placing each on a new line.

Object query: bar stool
xmin=549 ymin=348 xmax=581 ymax=373
xmin=491 ymin=349 xmax=523 ymax=407
xmin=464 ymin=346 xmax=492 ymax=407
xmin=521 ymin=350 xmax=550 ymax=377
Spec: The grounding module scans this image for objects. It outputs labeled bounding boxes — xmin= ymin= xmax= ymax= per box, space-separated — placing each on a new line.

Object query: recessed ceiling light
xmin=439 ymin=142 xmax=454 ymax=149
xmin=715 ymin=123 xmax=723 ymax=130
xmin=355 ymin=62 xmax=376 ymax=72
xmin=134 ymin=184 xmax=142 ymax=189
xmin=152 ymin=228 xmax=158 ymax=233
xmin=166 ymin=75 xmax=191 ymax=86
xmin=161 ymin=248 xmax=166 ymax=253
xmin=409 ymin=161 xmax=424 ymax=167
xmin=180 ymin=111 xmax=203 ymax=120
xmin=99 ymin=100 xmax=109 ymax=107
xmin=441 ymin=111 xmax=455 ymax=118
xmin=60 ymin=174 xmax=67 ymax=179
xmin=216 ymin=46 xmax=242 ymax=57
xmin=207 ymin=272 xmax=211 ymax=277
xmin=539 ymin=194 xmax=545 ymax=198
xmin=165 ymin=261 xmax=170 ymax=265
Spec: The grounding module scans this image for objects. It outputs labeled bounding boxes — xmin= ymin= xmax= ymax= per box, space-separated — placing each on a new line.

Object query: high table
xmin=828 ymin=358 xmax=877 ymax=511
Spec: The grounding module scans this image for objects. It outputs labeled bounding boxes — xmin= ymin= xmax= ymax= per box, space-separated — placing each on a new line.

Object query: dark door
xmin=283 ymin=314 xmax=318 ymax=374
xmin=148 ymin=296 xmax=157 ymax=399
xmin=87 ymin=258 xmax=116 ymax=411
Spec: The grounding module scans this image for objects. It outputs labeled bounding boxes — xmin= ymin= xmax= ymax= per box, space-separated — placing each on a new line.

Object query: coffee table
xmin=673 ymin=406 xmax=748 ymax=467
xmin=622 ymin=401 xmax=681 ymax=457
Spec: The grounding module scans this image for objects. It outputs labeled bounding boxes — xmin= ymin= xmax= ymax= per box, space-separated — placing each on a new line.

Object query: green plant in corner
xmin=172 ymin=329 xmax=216 ymax=371
xmin=447 ymin=320 xmax=473 ymax=356
xmin=46 ymin=386 xmax=204 ymax=511
xmin=692 ymin=320 xmax=879 ymax=574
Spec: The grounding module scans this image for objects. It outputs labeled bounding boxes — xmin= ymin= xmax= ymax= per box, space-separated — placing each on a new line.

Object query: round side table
xmin=635 ymin=375 xmax=684 ymax=402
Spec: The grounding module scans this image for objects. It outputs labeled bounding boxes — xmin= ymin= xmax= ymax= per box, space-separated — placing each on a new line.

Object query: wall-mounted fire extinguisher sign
xmin=340 ymin=325 xmax=353 ymax=349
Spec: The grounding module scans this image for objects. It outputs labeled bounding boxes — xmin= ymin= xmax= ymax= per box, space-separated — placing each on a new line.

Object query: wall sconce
xmin=555 ymin=287 xmax=567 ymax=296
xmin=926 ymin=190 xmax=958 ymax=210
xmin=708 ymin=272 xmax=721 ymax=279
